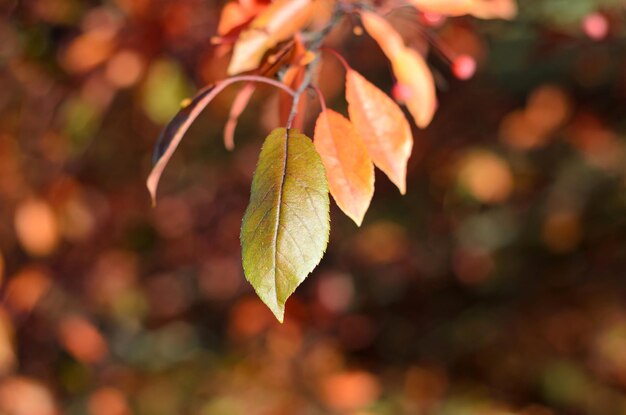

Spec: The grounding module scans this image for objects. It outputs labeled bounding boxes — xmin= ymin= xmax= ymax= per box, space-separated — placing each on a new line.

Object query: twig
xmin=320 ymin=46 xmax=352 ymax=72
xmin=286 ymin=59 xmax=316 ymax=129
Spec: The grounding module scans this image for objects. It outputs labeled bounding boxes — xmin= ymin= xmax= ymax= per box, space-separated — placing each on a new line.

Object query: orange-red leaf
xmin=409 ymin=0 xmax=517 ymax=19
xmin=361 ymin=11 xmax=437 ymax=129
xmin=314 ymin=109 xmax=374 ymax=225
xmin=227 ymin=0 xmax=314 ymax=75
xmin=346 ymin=70 xmax=413 ymax=194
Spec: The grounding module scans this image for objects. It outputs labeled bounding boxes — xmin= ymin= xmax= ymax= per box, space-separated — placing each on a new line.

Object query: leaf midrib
xmin=272 ymin=128 xmax=290 ymax=305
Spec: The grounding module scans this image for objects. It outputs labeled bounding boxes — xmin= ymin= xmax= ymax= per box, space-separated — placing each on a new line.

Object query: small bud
xmin=452 ymin=55 xmax=476 ymax=81
xmin=392 ymin=83 xmax=412 ymax=104
xmin=180 ymin=98 xmax=192 ymax=108
xmin=353 ymin=26 xmax=363 ymax=36
xmin=582 ymin=12 xmax=609 ymax=41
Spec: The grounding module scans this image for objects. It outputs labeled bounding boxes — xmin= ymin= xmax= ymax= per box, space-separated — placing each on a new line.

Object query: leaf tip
xmin=146 ymin=175 xmax=158 ymax=207
xmin=346 ymin=209 xmax=366 ymax=227
xmin=415 ymin=114 xmax=434 ymax=129
xmin=396 ymin=177 xmax=407 ymax=195
xmin=274 ymin=309 xmax=285 ymax=324
xmin=263 ymin=296 xmax=285 ymax=323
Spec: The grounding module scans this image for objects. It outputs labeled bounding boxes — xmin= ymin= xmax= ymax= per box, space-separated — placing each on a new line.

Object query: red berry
xmin=392 ymin=83 xmax=412 ymax=103
xmin=452 ymin=55 xmax=477 ymax=81
xmin=420 ymin=12 xmax=446 ymax=28
xmin=582 ymin=13 xmax=609 ymax=41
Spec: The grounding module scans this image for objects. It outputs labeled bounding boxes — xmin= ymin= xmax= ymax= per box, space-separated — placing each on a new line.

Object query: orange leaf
xmin=409 ymin=0 xmax=517 ymax=19
xmin=217 ymin=2 xmax=255 ymax=36
xmin=360 ymin=11 xmax=437 ymax=128
xmin=314 ymin=109 xmax=374 ymax=225
xmin=392 ymin=48 xmax=437 ymax=128
xmin=227 ymin=0 xmax=314 ymax=75
xmin=346 ymin=70 xmax=413 ymax=194
xmin=359 ymin=10 xmax=405 ymax=57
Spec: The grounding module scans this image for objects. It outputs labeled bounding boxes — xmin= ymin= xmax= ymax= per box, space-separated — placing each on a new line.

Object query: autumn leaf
xmin=216 ymin=2 xmax=258 ymax=36
xmin=409 ymin=0 xmax=517 ymax=20
xmin=358 ymin=10 xmax=405 ymax=56
xmin=346 ymin=70 xmax=413 ymax=194
xmin=361 ymin=11 xmax=437 ymax=128
xmin=240 ymin=128 xmax=330 ymax=322
xmin=391 ymin=48 xmax=437 ymax=129
xmin=314 ymin=109 xmax=374 ymax=225
xmin=227 ymin=0 xmax=314 ymax=75
xmin=148 ymin=76 xmax=297 ymax=205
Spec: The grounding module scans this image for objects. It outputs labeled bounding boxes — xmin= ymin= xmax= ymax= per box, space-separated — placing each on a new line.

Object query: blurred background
xmin=2 ymin=0 xmax=626 ymax=414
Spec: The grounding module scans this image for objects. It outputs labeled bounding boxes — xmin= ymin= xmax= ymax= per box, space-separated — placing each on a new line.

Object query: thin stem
xmin=286 ymin=60 xmax=316 ymax=129
xmin=233 ymin=75 xmax=296 ymax=96
xmin=148 ymin=75 xmax=296 ymax=204
xmin=285 ymin=2 xmax=342 ymax=128
xmin=415 ymin=25 xmax=457 ymax=64
xmin=320 ymin=47 xmax=352 ymax=72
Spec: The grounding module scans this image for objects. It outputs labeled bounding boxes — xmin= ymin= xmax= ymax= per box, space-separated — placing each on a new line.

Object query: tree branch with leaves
xmin=147 ymin=0 xmax=518 ymax=321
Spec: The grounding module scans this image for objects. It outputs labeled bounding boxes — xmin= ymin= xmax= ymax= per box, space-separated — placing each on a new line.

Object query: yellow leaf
xmin=240 ymin=128 xmax=330 ymax=322
xmin=361 ymin=11 xmax=437 ymax=128
xmin=314 ymin=109 xmax=374 ymax=225
xmin=346 ymin=70 xmax=413 ymax=194
xmin=227 ymin=0 xmax=314 ymax=75
xmin=409 ymin=0 xmax=517 ymax=19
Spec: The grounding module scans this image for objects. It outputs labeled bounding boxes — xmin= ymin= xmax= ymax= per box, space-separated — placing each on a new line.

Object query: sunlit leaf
xmin=358 ymin=10 xmax=405 ymax=57
xmin=361 ymin=11 xmax=437 ymax=128
xmin=314 ymin=109 xmax=374 ymax=225
xmin=217 ymin=1 xmax=259 ymax=36
xmin=240 ymin=128 xmax=329 ymax=322
xmin=409 ymin=0 xmax=517 ymax=19
xmin=346 ymin=70 xmax=413 ymax=194
xmin=227 ymin=0 xmax=314 ymax=75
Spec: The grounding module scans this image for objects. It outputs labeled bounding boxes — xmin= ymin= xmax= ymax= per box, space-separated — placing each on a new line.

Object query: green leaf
xmin=240 ymin=128 xmax=330 ymax=322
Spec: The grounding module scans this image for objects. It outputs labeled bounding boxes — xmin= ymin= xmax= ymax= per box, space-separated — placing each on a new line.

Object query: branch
xmin=148 ymin=75 xmax=296 ymax=205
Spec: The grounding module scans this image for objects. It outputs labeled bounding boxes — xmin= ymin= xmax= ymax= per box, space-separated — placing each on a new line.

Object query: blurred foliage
xmin=2 ymin=0 xmax=626 ymax=414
